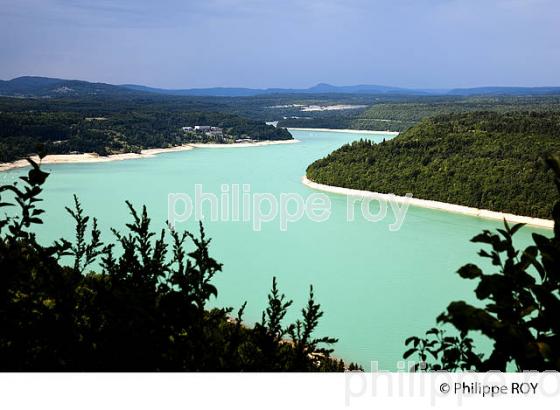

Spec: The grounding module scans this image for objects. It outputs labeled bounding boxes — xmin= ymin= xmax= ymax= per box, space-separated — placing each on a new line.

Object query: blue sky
xmin=0 ymin=0 xmax=559 ymax=88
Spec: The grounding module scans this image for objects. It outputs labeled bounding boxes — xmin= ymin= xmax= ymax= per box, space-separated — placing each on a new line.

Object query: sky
xmin=0 ymin=0 xmax=559 ymax=89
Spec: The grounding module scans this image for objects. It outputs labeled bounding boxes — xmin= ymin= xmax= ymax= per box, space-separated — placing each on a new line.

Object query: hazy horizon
xmin=1 ymin=0 xmax=559 ymax=89
xmin=4 ymin=75 xmax=560 ymax=91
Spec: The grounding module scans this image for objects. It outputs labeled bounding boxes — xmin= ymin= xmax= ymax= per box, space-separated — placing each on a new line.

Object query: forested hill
xmin=0 ymin=99 xmax=292 ymax=162
xmin=306 ymin=111 xmax=560 ymax=219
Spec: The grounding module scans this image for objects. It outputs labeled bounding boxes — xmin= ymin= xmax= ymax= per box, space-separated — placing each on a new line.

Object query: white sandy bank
xmin=288 ymin=127 xmax=399 ymax=136
xmin=189 ymin=139 xmax=300 ymax=149
xmin=0 ymin=140 xmax=300 ymax=172
xmin=0 ymin=145 xmax=194 ymax=172
xmin=302 ymin=176 xmax=554 ymax=230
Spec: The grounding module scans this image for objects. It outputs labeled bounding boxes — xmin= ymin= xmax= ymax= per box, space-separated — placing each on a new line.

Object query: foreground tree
xmin=0 ymin=159 xmax=348 ymax=371
xmin=405 ymin=155 xmax=560 ymax=371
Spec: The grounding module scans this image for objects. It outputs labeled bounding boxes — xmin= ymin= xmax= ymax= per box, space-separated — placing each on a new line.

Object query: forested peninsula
xmin=306 ymin=111 xmax=560 ymax=219
xmin=0 ymin=98 xmax=292 ymax=163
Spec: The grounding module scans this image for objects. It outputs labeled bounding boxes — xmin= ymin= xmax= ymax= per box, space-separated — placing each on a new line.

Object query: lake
xmin=1 ymin=129 xmax=550 ymax=370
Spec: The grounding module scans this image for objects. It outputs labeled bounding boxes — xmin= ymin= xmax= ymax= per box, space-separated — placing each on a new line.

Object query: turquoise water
xmin=1 ymin=129 xmax=551 ymax=370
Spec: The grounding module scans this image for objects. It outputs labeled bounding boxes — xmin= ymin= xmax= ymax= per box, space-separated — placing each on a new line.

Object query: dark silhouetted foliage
xmin=0 ymin=160 xmax=350 ymax=371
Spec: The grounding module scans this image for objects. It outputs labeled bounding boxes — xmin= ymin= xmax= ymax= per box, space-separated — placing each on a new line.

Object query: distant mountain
xmin=121 ymin=84 xmax=270 ymax=97
xmin=0 ymin=76 xmax=140 ymax=97
xmin=120 ymin=82 xmax=426 ymax=97
xmin=1 ymin=76 xmax=560 ymax=98
xmin=305 ymin=82 xmax=418 ymax=95
xmin=115 ymin=83 xmax=560 ymax=97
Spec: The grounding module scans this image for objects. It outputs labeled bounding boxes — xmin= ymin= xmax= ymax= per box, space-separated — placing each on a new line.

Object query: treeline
xmin=277 ymin=113 xmax=376 ymax=131
xmin=0 ymin=160 xmax=353 ymax=371
xmin=0 ymin=98 xmax=292 ymax=162
xmin=307 ymin=111 xmax=560 ymax=219
xmin=352 ymin=96 xmax=560 ymax=131
xmin=279 ymin=95 xmax=560 ymax=132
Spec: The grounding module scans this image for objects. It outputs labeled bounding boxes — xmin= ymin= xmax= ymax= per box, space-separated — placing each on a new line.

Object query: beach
xmin=188 ymin=139 xmax=300 ymax=149
xmin=288 ymin=127 xmax=399 ymax=136
xmin=302 ymin=176 xmax=554 ymax=229
xmin=0 ymin=139 xmax=300 ymax=172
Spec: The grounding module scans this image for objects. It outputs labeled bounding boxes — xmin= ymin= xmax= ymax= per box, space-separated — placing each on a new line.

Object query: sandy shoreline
xmin=189 ymin=139 xmax=300 ymax=149
xmin=288 ymin=127 xmax=399 ymax=136
xmin=0 ymin=139 xmax=300 ymax=172
xmin=302 ymin=176 xmax=554 ymax=230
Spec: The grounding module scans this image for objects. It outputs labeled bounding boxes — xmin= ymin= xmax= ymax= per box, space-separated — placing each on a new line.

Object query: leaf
xmin=405 ymin=336 xmax=418 ymax=346
xmin=509 ymin=223 xmax=525 ymax=236
xmin=457 ymin=264 xmax=483 ymax=279
xmin=28 ymin=166 xmax=49 ymax=186
xmin=532 ymin=233 xmax=550 ymax=252
xmin=471 ymin=231 xmax=493 ymax=244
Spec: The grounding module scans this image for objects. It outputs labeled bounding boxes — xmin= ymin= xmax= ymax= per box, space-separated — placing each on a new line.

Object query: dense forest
xmin=307 ymin=111 xmax=560 ymax=219
xmin=0 ymin=97 xmax=292 ymax=162
xmin=0 ymin=159 xmax=355 ymax=371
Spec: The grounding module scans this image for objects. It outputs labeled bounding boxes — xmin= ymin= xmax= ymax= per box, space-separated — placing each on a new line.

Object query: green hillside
xmin=306 ymin=111 xmax=560 ymax=219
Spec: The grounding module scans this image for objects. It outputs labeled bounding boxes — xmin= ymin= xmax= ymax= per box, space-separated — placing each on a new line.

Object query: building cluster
xmin=181 ymin=125 xmax=256 ymax=144
xmin=182 ymin=125 xmax=224 ymax=139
